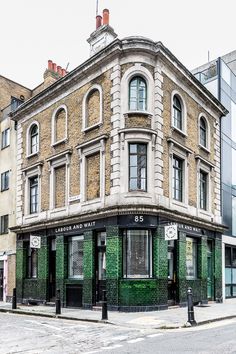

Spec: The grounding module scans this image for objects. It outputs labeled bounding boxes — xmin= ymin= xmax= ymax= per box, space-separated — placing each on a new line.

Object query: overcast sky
xmin=1 ymin=0 xmax=235 ymax=88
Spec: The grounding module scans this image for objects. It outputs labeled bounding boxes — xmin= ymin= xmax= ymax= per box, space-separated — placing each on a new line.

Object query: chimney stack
xmin=48 ymin=60 xmax=53 ymax=71
xmin=102 ymin=9 xmax=109 ymax=25
xmin=96 ymin=15 xmax=102 ymax=29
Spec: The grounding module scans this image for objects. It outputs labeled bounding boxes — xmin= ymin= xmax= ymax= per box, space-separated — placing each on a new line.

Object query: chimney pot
xmin=103 ymin=9 xmax=109 ymax=25
xmin=48 ymin=60 xmax=53 ymax=70
xmin=57 ymin=66 xmax=62 ymax=76
xmin=52 ymin=62 xmax=57 ymax=72
xmin=96 ymin=15 xmax=102 ymax=29
xmin=62 ymin=68 xmax=66 ymax=76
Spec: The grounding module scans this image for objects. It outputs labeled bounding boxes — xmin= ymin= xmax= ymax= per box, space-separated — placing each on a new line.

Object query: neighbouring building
xmin=193 ymin=52 xmax=236 ymax=300
xmin=11 ymin=9 xmax=227 ymax=311
xmin=0 ymin=76 xmax=31 ymax=301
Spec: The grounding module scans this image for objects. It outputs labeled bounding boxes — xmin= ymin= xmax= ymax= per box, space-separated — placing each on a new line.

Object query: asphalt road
xmin=0 ymin=313 xmax=236 ymax=353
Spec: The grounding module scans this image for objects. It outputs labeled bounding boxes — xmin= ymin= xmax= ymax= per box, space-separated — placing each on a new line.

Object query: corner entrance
xmin=95 ymin=232 xmax=106 ymax=303
xmin=168 ymin=241 xmax=177 ymax=305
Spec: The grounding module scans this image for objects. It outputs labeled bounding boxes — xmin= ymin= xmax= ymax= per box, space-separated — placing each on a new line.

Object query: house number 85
xmin=134 ymin=216 xmax=144 ymax=223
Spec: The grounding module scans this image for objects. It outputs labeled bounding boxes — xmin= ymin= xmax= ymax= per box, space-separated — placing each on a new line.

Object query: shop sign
xmin=30 ymin=235 xmax=41 ymax=249
xmin=164 ymin=224 xmax=178 ymax=240
xmin=55 ymin=221 xmax=96 ymax=234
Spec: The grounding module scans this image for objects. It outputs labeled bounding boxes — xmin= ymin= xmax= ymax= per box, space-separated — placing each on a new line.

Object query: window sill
xmin=51 ymin=138 xmax=68 ymax=147
xmin=124 ymin=111 xmax=153 ymax=117
xmin=125 ymin=191 xmax=151 ymax=199
xmin=26 ymin=152 xmax=39 ymax=159
xmin=81 ymin=198 xmax=101 ymax=206
xmin=82 ymin=122 xmax=102 ymax=133
xmin=171 ymin=125 xmax=187 ymax=137
xmin=24 ymin=213 xmax=39 ymax=221
xmin=171 ymin=199 xmax=188 ymax=209
xmin=1 ymin=145 xmax=10 ymax=150
xmin=199 ymin=144 xmax=210 ymax=154
xmin=1 ymin=188 xmax=9 ymax=192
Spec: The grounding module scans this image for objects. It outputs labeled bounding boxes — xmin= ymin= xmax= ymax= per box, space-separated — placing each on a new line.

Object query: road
xmin=0 ymin=313 xmax=236 ymax=353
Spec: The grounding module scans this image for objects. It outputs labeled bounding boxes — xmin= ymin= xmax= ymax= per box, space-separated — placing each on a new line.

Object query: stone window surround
xmin=119 ymin=128 xmax=157 ymax=196
xmin=26 ymin=121 xmax=40 ymax=158
xmin=76 ymin=135 xmax=107 ymax=205
xmin=51 ymin=104 xmax=68 ymax=146
xmin=195 ymin=155 xmax=214 ymax=215
xmin=121 ymin=64 xmax=154 ymax=126
xmin=46 ymin=149 xmax=71 ymax=211
xmin=168 ymin=138 xmax=192 ymax=208
xmin=171 ymin=90 xmax=187 ymax=136
xmin=198 ymin=113 xmax=211 ymax=152
xmin=22 ymin=162 xmax=43 ymax=217
xmin=82 ymin=84 xmax=103 ymax=132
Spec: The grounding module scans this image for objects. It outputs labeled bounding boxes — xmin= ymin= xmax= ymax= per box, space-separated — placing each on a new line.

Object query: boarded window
xmin=55 ymin=109 xmax=66 ymax=142
xmin=55 ymin=165 xmax=66 ymax=208
xmin=86 ymin=153 xmax=100 ymax=200
xmin=86 ymin=89 xmax=100 ymax=128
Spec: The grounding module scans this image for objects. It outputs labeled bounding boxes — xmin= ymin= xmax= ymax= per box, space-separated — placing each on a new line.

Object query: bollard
xmin=187 ymin=287 xmax=196 ymax=326
xmin=55 ymin=289 xmax=61 ymax=315
xmin=102 ymin=290 xmax=108 ymax=320
xmin=12 ymin=288 xmax=17 ymax=310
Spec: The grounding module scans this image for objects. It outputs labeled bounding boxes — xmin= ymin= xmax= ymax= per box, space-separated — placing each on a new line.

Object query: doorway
xmin=0 ymin=261 xmax=4 ymax=301
xmin=48 ymin=238 xmax=56 ymax=302
xmin=207 ymin=241 xmax=214 ymax=300
xmin=95 ymin=232 xmax=106 ymax=303
xmin=168 ymin=241 xmax=177 ymax=304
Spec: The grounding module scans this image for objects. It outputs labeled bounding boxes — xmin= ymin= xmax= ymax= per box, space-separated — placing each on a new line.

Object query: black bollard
xmin=187 ymin=287 xmax=196 ymax=326
xmin=55 ymin=289 xmax=61 ymax=315
xmin=12 ymin=288 xmax=17 ymax=310
xmin=102 ymin=290 xmax=108 ymax=320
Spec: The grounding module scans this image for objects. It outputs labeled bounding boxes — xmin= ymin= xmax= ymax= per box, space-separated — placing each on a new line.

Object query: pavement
xmin=0 ymin=299 xmax=236 ymax=329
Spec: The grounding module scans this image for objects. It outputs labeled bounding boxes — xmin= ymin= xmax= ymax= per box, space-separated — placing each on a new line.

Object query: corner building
xmin=12 ymin=16 xmax=227 ymax=311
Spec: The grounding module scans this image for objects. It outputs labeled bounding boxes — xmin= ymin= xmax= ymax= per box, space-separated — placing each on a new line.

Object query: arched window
xmin=30 ymin=124 xmax=38 ymax=154
xmin=200 ymin=117 xmax=207 ymax=147
xmin=129 ymin=76 xmax=147 ymax=111
xmin=173 ymin=95 xmax=183 ymax=130
xmin=82 ymin=85 xmax=103 ymax=131
xmin=51 ymin=105 xmax=68 ymax=145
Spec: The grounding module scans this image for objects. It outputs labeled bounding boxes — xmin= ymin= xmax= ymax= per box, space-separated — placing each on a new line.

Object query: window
xmin=199 ymin=117 xmax=207 ymax=147
xmin=172 ymin=156 xmax=183 ymax=201
xmin=233 ymin=197 xmax=236 ymax=236
xmin=129 ymin=76 xmax=147 ymax=111
xmin=51 ymin=105 xmax=67 ymax=145
xmin=68 ymin=235 xmax=84 ymax=279
xmin=27 ymin=244 xmax=38 ymax=278
xmin=199 ymin=170 xmax=208 ymax=210
xmin=225 ymin=245 xmax=236 ymax=298
xmin=186 ymin=237 xmax=197 ymax=279
xmin=1 ymin=128 xmax=10 ymax=149
xmin=82 ymin=85 xmax=103 ymax=131
xmin=173 ymin=95 xmax=183 ymax=130
xmin=0 ymin=215 xmax=8 ymax=234
xmin=30 ymin=124 xmax=39 ymax=154
xmin=123 ymin=230 xmax=152 ymax=278
xmin=29 ymin=176 xmax=38 ymax=214
xmin=1 ymin=171 xmax=9 ymax=191
xmin=129 ymin=143 xmax=147 ymax=191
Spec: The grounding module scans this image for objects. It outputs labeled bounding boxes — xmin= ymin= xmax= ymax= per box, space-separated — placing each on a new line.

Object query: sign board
xmin=164 ymin=224 xmax=178 ymax=241
xmin=30 ymin=235 xmax=41 ymax=249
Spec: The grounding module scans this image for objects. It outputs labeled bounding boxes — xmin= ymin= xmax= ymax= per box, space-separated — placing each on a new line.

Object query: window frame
xmin=51 ymin=105 xmax=68 ymax=146
xmin=68 ymin=235 xmax=84 ymax=279
xmin=26 ymin=242 xmax=38 ymax=279
xmin=29 ymin=176 xmax=39 ymax=214
xmin=1 ymin=171 xmax=9 ymax=192
xmin=82 ymin=84 xmax=103 ymax=132
xmin=128 ymin=76 xmax=147 ymax=112
xmin=199 ymin=169 xmax=208 ymax=210
xmin=128 ymin=143 xmax=147 ymax=192
xmin=1 ymin=128 xmax=10 ymax=149
xmin=171 ymin=92 xmax=187 ymax=135
xmin=123 ymin=229 xmax=153 ymax=279
xmin=225 ymin=245 xmax=236 ymax=298
xmin=199 ymin=115 xmax=210 ymax=151
xmin=0 ymin=215 xmax=8 ymax=235
xmin=172 ymin=155 xmax=183 ymax=202
xmin=26 ymin=122 xmax=40 ymax=157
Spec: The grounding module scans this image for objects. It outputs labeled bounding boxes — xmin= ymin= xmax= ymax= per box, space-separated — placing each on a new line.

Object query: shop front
xmin=16 ymin=212 xmax=223 ymax=311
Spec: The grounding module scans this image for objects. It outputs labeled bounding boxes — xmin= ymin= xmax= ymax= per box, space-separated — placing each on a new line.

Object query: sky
xmin=0 ymin=0 xmax=236 ymax=89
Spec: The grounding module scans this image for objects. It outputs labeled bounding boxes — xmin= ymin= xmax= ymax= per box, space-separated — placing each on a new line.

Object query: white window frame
xmin=23 ymin=164 xmax=42 ymax=216
xmin=186 ymin=237 xmax=198 ymax=280
xmin=68 ymin=235 xmax=84 ymax=279
xmin=82 ymin=84 xmax=103 ymax=132
xmin=51 ymin=104 xmax=68 ymax=146
xmin=121 ymin=64 xmax=154 ymax=128
xmin=26 ymin=121 xmax=40 ymax=157
xmin=198 ymin=114 xmax=210 ymax=152
xmin=77 ymin=136 xmax=107 ymax=204
xmin=171 ymin=90 xmax=187 ymax=136
xmin=196 ymin=157 xmax=213 ymax=214
xmin=1 ymin=128 xmax=10 ymax=149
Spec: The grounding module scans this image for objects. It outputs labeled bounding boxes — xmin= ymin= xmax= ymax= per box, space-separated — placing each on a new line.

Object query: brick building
xmin=0 ymin=76 xmax=31 ymax=301
xmin=11 ymin=10 xmax=227 ymax=310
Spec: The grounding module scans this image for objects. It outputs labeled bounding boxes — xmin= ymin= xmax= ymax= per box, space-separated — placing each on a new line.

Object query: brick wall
xmin=55 ymin=165 xmax=66 ymax=208
xmin=86 ymin=153 xmax=100 ymax=200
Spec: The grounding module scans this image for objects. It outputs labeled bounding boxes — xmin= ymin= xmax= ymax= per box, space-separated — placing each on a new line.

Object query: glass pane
xmin=225 ymin=285 xmax=231 ymax=297
xmin=98 ymin=251 xmax=106 ymax=280
xmin=232 ymin=248 xmax=236 ymax=267
xmin=130 ymin=167 xmax=137 ymax=178
xmin=186 ymin=238 xmax=197 ymax=278
xmin=232 ymin=268 xmax=236 ymax=283
xmin=233 ymin=286 xmax=236 ymax=296
xmin=225 ymin=247 xmax=231 ymax=266
xmin=231 ymin=101 xmax=236 ymax=143
xmin=225 ymin=268 xmax=232 ymax=284
xmin=232 ymin=149 xmax=236 ymax=188
xmin=129 ymin=155 xmax=137 ymax=166
xmin=69 ymin=236 xmax=84 ymax=278
xmin=129 ymin=179 xmax=137 ymax=190
xmin=130 ymin=144 xmax=137 ymax=154
xmin=233 ymin=197 xmax=236 ymax=236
